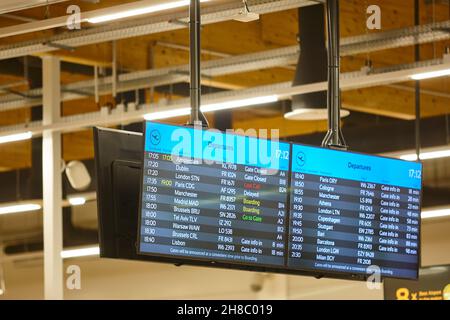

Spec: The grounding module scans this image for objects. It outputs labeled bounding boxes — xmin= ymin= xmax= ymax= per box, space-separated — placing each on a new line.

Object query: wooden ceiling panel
xmin=62 ymin=97 xmax=100 ymax=116
xmin=0 ymin=140 xmax=30 ymax=171
xmin=214 ymin=67 xmax=294 ymax=87
xmin=0 ymin=1 xmax=450 ymax=172
xmin=260 ymin=9 xmax=298 ymax=46
xmin=343 ymin=85 xmax=450 ymax=120
xmin=0 ymin=108 xmax=30 ymax=126
xmin=233 ymin=114 xmax=328 ymax=138
xmin=63 ymin=129 xmax=94 ymax=161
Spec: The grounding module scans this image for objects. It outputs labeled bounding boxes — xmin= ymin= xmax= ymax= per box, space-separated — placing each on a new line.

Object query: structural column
xmin=42 ymin=55 xmax=63 ymax=300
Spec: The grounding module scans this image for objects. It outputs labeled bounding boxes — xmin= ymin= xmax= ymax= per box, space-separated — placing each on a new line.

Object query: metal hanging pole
xmin=112 ymin=40 xmax=117 ymax=99
xmin=414 ymin=0 xmax=421 ymax=160
xmin=189 ymin=0 xmax=208 ymax=127
xmin=322 ymin=0 xmax=347 ymax=149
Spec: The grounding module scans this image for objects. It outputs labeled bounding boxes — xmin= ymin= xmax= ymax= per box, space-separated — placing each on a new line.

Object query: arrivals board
xmin=288 ymin=144 xmax=422 ymax=279
xmin=138 ymin=122 xmax=291 ymax=267
xmin=138 ymin=121 xmax=422 ymax=279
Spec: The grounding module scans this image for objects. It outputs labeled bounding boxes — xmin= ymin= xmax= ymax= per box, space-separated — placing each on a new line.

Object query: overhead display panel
xmin=138 ymin=122 xmax=290 ymax=267
xmin=137 ymin=121 xmax=422 ymax=280
xmin=288 ymin=144 xmax=422 ymax=279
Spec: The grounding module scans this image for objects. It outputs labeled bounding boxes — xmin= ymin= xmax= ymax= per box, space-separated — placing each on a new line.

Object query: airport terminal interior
xmin=0 ymin=0 xmax=449 ymax=300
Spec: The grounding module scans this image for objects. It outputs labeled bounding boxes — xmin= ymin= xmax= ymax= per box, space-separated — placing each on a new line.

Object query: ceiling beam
xmin=0 ymin=0 xmax=316 ymax=61
xmin=342 ymin=85 xmax=450 ymax=120
xmin=3 ymin=58 xmax=450 ymax=139
xmin=0 ymin=0 xmax=69 ymax=15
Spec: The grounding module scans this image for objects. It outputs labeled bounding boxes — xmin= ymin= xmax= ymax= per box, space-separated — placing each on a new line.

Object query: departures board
xmin=288 ymin=144 xmax=422 ymax=279
xmin=138 ymin=121 xmax=423 ymax=280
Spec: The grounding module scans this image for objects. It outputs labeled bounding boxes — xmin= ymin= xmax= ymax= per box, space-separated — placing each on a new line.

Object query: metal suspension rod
xmin=322 ymin=0 xmax=347 ymax=149
xmin=189 ymin=0 xmax=202 ymax=126
xmin=414 ymin=0 xmax=421 ymax=160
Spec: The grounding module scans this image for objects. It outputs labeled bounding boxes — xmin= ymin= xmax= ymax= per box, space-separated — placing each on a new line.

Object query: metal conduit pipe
xmin=188 ymin=0 xmax=208 ymax=127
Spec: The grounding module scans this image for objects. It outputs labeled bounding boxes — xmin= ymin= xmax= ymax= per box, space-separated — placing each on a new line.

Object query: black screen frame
xmin=136 ymin=121 xmax=317 ymax=277
xmin=135 ymin=121 xmax=423 ymax=281
xmin=286 ymin=141 xmax=423 ymax=281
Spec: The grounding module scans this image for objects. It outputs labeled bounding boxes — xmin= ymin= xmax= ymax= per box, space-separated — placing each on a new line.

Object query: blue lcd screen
xmin=138 ymin=122 xmax=291 ymax=267
xmin=138 ymin=121 xmax=422 ymax=280
xmin=288 ymin=144 xmax=422 ymax=279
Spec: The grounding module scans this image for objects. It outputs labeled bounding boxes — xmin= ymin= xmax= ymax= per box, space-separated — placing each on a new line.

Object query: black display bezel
xmin=136 ymin=121 xmax=423 ymax=281
xmin=137 ymin=121 xmax=298 ymax=272
xmin=286 ymin=141 xmax=423 ymax=281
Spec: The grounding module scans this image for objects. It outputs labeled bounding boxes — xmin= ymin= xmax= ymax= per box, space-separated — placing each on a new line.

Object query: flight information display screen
xmin=138 ymin=121 xmax=422 ymax=279
xmin=138 ymin=122 xmax=291 ymax=267
xmin=288 ymin=144 xmax=422 ymax=279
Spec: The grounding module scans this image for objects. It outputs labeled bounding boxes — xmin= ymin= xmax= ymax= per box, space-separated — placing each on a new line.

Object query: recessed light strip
xmin=68 ymin=197 xmax=87 ymax=206
xmin=201 ymin=95 xmax=278 ymax=113
xmin=422 ymin=208 xmax=450 ymax=219
xmin=144 ymin=107 xmax=191 ymax=121
xmin=61 ymin=246 xmax=100 ymax=259
xmin=0 ymin=131 xmax=32 ymax=145
xmin=410 ymin=68 xmax=450 ymax=80
xmin=143 ymin=95 xmax=279 ymax=121
xmin=0 ymin=203 xmax=41 ymax=215
xmin=87 ymin=0 xmax=209 ymax=24
xmin=400 ymin=149 xmax=450 ymax=161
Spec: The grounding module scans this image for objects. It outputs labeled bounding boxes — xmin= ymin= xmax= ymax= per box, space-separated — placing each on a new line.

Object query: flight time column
xmin=289 ymin=171 xmax=306 ymax=261
xmin=141 ymin=150 xmax=166 ymax=249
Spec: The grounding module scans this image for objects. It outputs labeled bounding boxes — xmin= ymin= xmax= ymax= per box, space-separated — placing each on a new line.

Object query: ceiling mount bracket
xmin=321 ymin=0 xmax=347 ymax=150
xmin=187 ymin=0 xmax=208 ymax=128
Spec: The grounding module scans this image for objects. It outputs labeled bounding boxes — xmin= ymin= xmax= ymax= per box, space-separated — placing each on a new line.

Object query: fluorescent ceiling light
xmin=0 ymin=203 xmax=41 ymax=215
xmin=0 ymin=131 xmax=32 ymax=145
xmin=143 ymin=95 xmax=279 ymax=121
xmin=410 ymin=68 xmax=450 ymax=80
xmin=400 ymin=148 xmax=450 ymax=161
xmin=61 ymin=246 xmax=100 ymax=259
xmin=422 ymin=208 xmax=450 ymax=219
xmin=87 ymin=0 xmax=209 ymax=24
xmin=144 ymin=107 xmax=191 ymax=121
xmin=201 ymin=95 xmax=278 ymax=112
xmin=68 ymin=197 xmax=86 ymax=206
xmin=284 ymin=108 xmax=350 ymax=121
